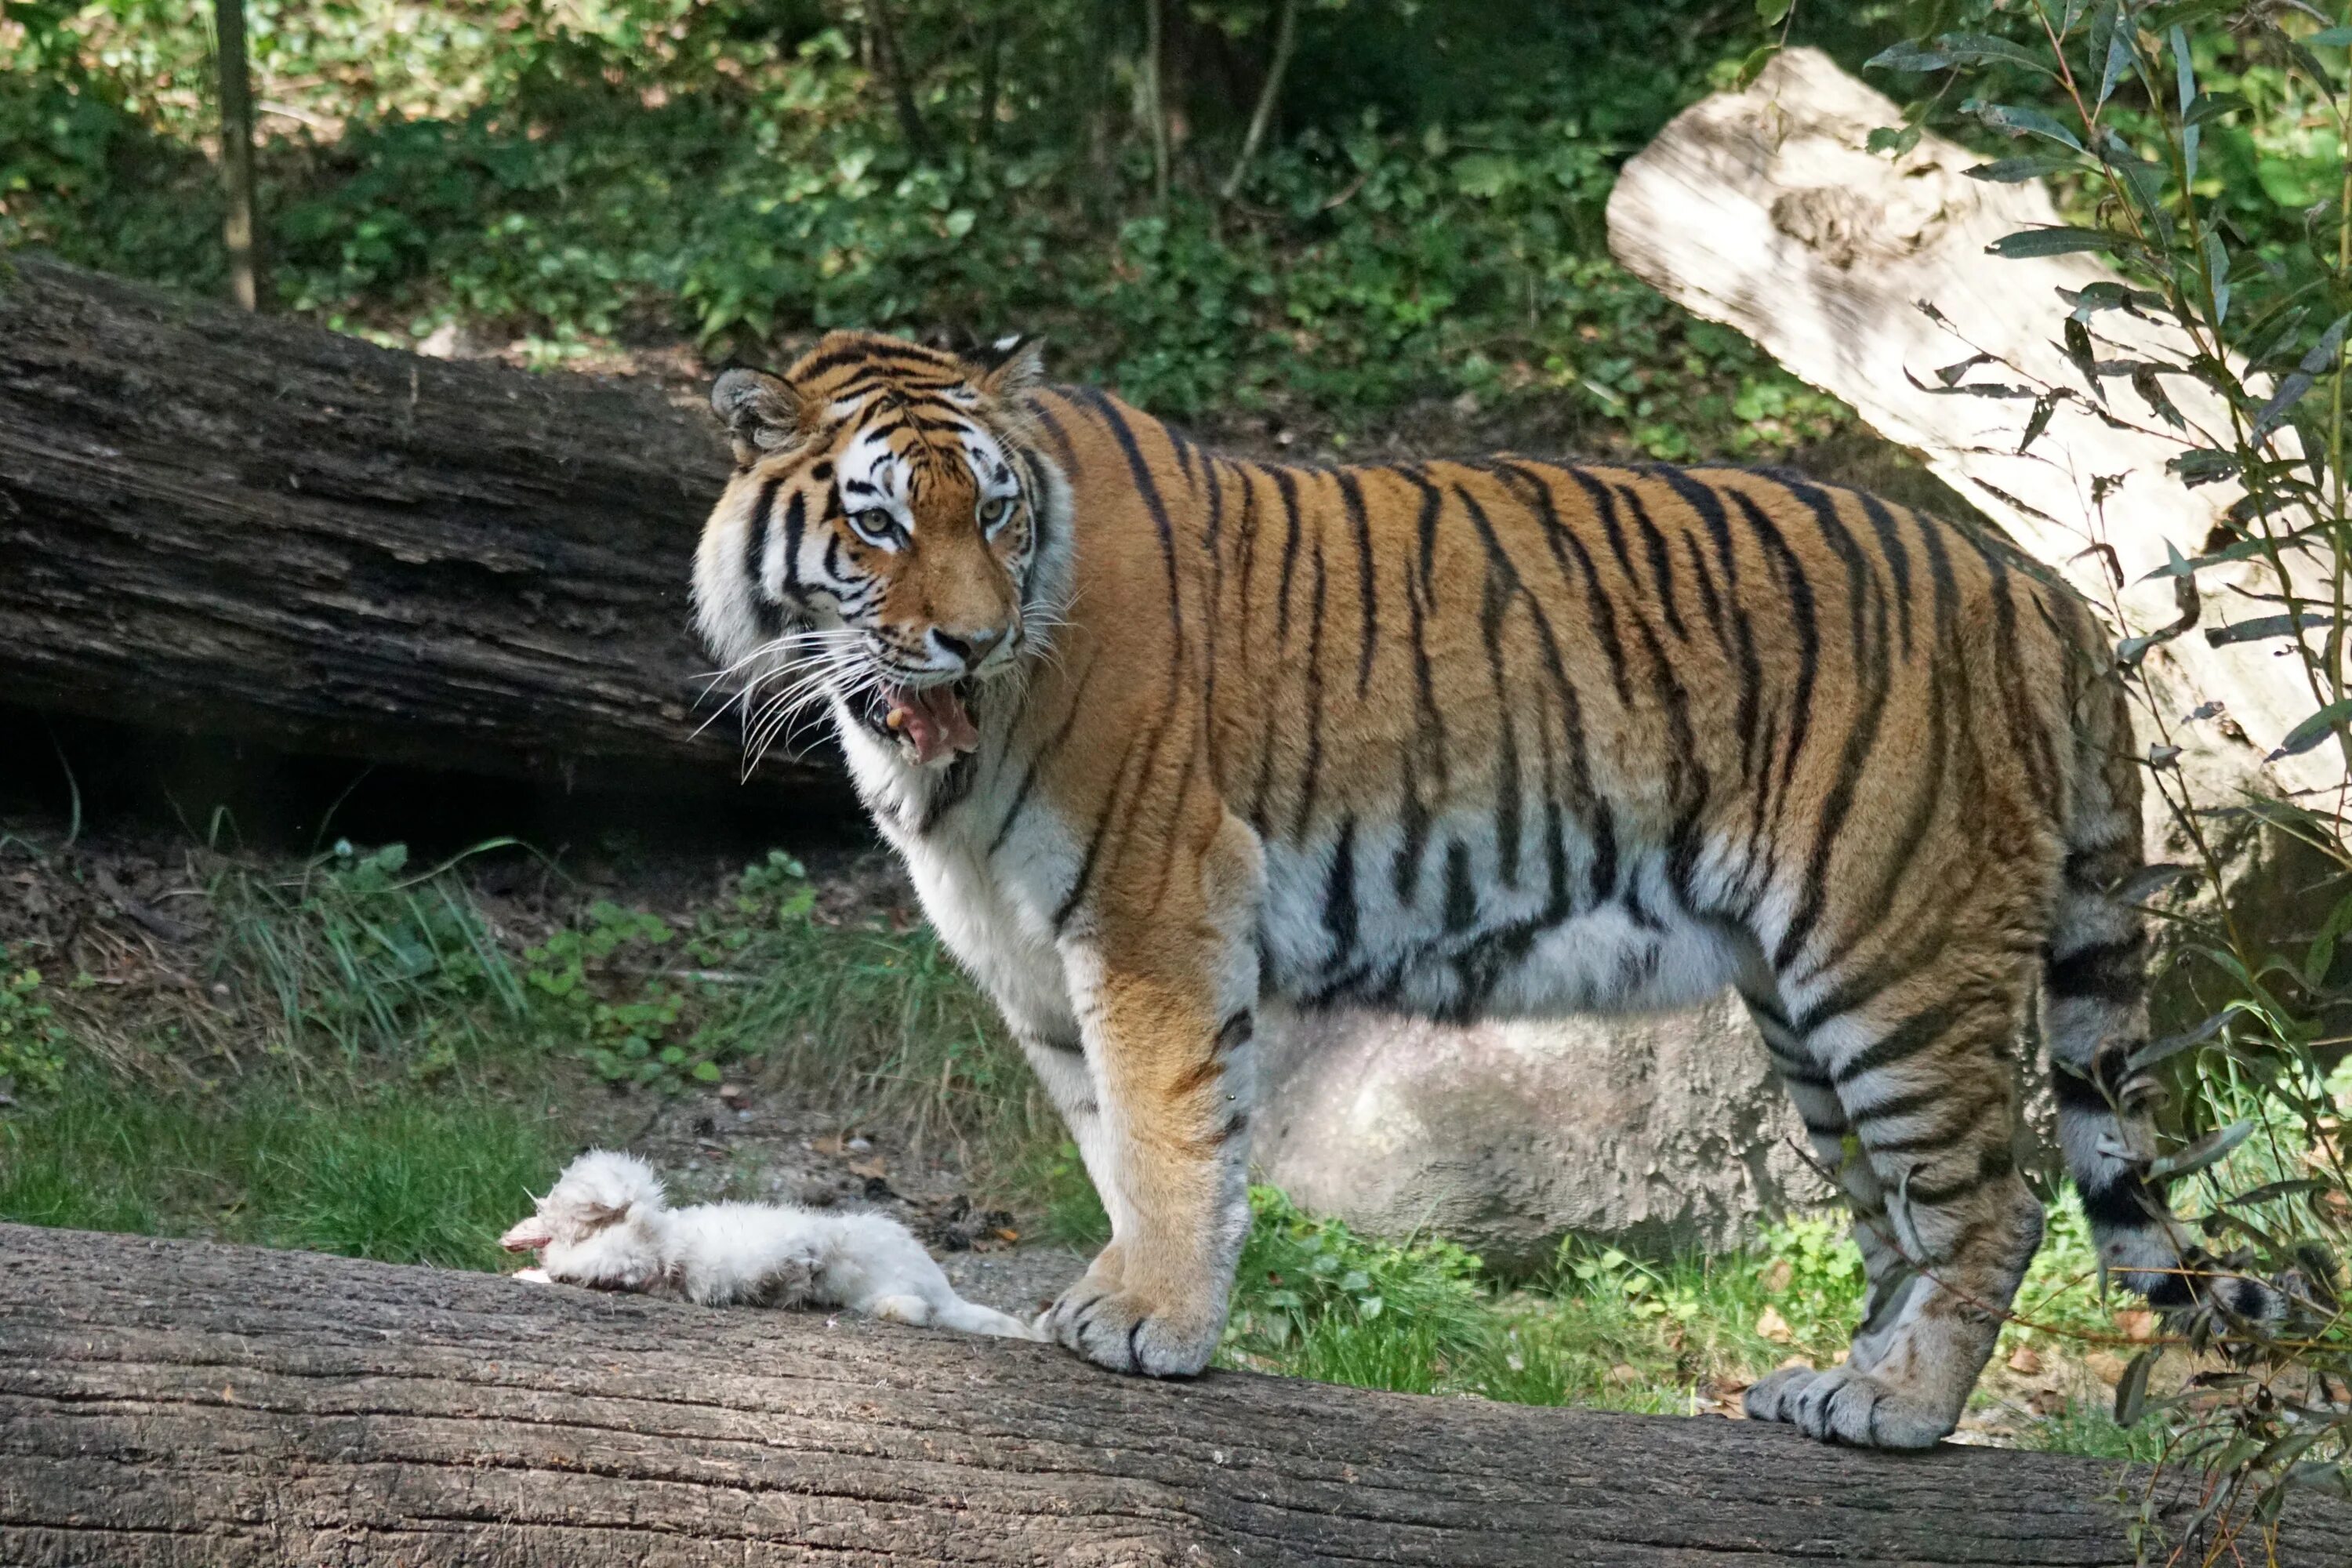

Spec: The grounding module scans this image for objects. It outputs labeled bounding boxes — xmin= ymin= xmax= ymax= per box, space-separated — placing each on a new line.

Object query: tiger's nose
xmin=932 ymin=626 xmax=1004 ymax=668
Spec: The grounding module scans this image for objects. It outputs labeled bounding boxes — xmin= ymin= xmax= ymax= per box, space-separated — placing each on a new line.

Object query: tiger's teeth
xmin=885 ymin=706 xmax=910 ymax=732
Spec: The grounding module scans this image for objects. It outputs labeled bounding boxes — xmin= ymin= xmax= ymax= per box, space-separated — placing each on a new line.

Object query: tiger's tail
xmin=2045 ymin=675 xmax=2283 ymax=1324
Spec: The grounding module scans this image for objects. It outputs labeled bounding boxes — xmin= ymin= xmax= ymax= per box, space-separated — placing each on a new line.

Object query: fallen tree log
xmin=1606 ymin=48 xmax=2339 ymax=801
xmin=2 ymin=1223 xmax=2345 ymax=1565
xmin=0 ymin=256 xmax=824 ymax=791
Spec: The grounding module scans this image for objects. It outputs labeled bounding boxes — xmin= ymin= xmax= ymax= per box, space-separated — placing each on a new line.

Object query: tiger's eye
xmin=848 ymin=507 xmax=902 ymax=546
xmin=980 ymin=495 xmax=1014 ymax=531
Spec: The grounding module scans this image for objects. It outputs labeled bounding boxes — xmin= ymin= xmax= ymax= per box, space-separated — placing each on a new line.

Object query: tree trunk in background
xmin=867 ymin=0 xmax=934 ymax=161
xmin=7 ymin=1222 xmax=2346 ymax=1566
xmin=1606 ymin=47 xmax=2340 ymax=802
xmin=212 ymin=0 xmax=263 ymax=311
xmin=1145 ymin=0 xmax=1171 ymax=204
xmin=0 ymin=256 xmax=833 ymax=795
xmin=1220 ymin=0 xmax=1298 ymax=201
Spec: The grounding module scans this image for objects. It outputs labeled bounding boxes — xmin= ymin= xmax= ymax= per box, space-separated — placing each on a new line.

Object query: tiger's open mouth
xmin=872 ymin=680 xmax=978 ymax=766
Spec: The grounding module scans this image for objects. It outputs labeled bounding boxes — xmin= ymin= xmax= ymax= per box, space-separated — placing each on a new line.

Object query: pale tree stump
xmin=1607 ymin=47 xmax=2339 ymax=800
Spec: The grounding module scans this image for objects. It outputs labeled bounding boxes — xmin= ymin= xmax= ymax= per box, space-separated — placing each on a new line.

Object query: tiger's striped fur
xmin=693 ymin=331 xmax=2278 ymax=1447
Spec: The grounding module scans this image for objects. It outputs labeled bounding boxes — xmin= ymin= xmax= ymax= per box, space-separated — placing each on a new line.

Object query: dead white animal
xmin=499 ymin=1149 xmax=1040 ymax=1340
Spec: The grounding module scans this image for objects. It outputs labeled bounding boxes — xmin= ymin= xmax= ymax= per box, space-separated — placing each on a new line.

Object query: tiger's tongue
xmin=884 ymin=684 xmax=978 ymax=765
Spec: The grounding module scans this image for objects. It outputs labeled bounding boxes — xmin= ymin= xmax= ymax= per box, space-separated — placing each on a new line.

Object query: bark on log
xmin=0 ymin=255 xmax=826 ymax=791
xmin=1606 ymin=48 xmax=2339 ymax=799
xmin=2 ymin=1223 xmax=2346 ymax=1566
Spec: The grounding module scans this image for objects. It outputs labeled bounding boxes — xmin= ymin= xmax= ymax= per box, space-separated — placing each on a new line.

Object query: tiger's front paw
xmin=1744 ymin=1364 xmax=1956 ymax=1449
xmin=1037 ymin=1266 xmax=1222 ymax=1377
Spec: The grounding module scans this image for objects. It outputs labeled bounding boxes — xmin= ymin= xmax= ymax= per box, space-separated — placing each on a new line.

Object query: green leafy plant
xmin=523 ymin=901 xmax=713 ymax=1090
xmin=0 ymin=957 xmax=70 ymax=1096
xmin=1866 ymin=1 xmax=2352 ymax=1546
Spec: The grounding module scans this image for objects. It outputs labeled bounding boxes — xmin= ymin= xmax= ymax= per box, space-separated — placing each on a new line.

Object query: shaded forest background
xmin=13 ymin=1 xmax=1910 ymax=459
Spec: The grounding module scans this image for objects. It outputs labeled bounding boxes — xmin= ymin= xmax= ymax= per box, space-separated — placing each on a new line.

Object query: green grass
xmin=1 ymin=1065 xmax=562 ymax=1269
xmin=1214 ymin=1188 xmax=2152 ymax=1455
xmin=3 ymin=837 xmax=1053 ymax=1265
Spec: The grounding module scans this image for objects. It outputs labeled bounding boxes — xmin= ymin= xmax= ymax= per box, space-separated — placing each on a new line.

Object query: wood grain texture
xmin=1605 ymin=47 xmax=2336 ymax=799
xmin=2 ymin=1222 xmax=2342 ymax=1566
xmin=0 ymin=256 xmax=823 ymax=791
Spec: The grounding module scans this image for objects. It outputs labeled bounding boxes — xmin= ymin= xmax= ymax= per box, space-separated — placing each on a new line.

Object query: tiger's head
xmin=692 ymin=330 xmax=1065 ymax=769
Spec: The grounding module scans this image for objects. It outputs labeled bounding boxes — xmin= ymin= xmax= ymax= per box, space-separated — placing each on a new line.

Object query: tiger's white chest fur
xmin=837 ymin=696 xmax=1088 ymax=1044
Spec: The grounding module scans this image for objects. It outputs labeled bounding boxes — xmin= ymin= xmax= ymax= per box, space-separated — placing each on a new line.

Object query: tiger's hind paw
xmin=1744 ymin=1365 xmax=1956 ymax=1449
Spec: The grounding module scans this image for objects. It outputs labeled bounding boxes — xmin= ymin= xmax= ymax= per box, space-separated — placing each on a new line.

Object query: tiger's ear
xmin=711 ymin=366 xmax=808 ymax=465
xmin=970 ymin=334 xmax=1046 ymax=399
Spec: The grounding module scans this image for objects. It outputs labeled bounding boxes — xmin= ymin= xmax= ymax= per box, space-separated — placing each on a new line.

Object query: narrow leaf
xmin=2166 ymin=448 xmax=2240 ymax=488
xmin=2109 ymin=862 xmax=2194 ymax=904
xmin=2132 ymin=365 xmax=2186 ymax=428
xmin=2205 ymin=612 xmax=2330 ymax=647
xmin=2098 ymin=0 xmax=2136 ymax=98
xmin=2062 ymin=280 xmax=2171 ymax=320
xmin=1933 ymin=32 xmax=2056 ymax=73
xmin=2107 ymin=22 xmax=2145 ymax=107
xmin=2147 ymin=1119 xmax=2254 ymax=1181
xmin=2063 ymin=317 xmax=2102 ymax=396
xmin=1904 ymin=367 xmax=2035 ymax=399
xmin=2175 ymin=27 xmax=2200 ymax=186
xmin=1733 ymin=42 xmax=1781 ymax=87
xmin=1987 ymin=225 xmax=2121 ymax=257
xmin=2252 ymin=312 xmax=2349 ymax=437
xmin=2144 ymin=0 xmax=2235 ymax=37
xmin=2182 ymin=91 xmax=2249 ymax=126
xmin=1935 ymin=350 xmax=1992 ymax=387
xmin=2305 ymin=886 xmax=2352 ymax=985
xmin=2284 ymin=1461 xmax=2351 ymax=1499
xmin=2220 ymin=1178 xmax=2327 ymax=1209
xmin=2019 ymin=393 xmax=2059 ymax=453
xmin=1867 ymin=40 xmax=1958 ymax=72
xmin=2114 ymin=1348 xmax=2158 ymax=1426
xmin=1756 ymin=0 xmax=1794 ymax=24
xmin=2127 ymin=1009 xmax=2232 ymax=1073
xmin=1966 ymin=154 xmax=2086 ymax=183
xmin=2269 ymin=699 xmax=2352 ymax=760
xmin=1970 ymin=100 xmax=2085 ymax=151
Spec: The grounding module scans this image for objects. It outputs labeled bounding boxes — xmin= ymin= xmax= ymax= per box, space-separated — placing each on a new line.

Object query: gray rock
xmin=1251 ymin=993 xmax=1831 ymax=1269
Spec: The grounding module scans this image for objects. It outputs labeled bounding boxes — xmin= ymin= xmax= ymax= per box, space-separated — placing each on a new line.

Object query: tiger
xmin=691 ymin=329 xmax=2283 ymax=1448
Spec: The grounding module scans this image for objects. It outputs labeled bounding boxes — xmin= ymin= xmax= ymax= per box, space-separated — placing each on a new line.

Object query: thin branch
xmin=1220 ymin=0 xmax=1298 ymax=201
xmin=866 ymin=0 xmax=933 ymax=161
xmin=1145 ymin=0 xmax=1170 ymax=205
xmin=975 ymin=17 xmax=1002 ymax=147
